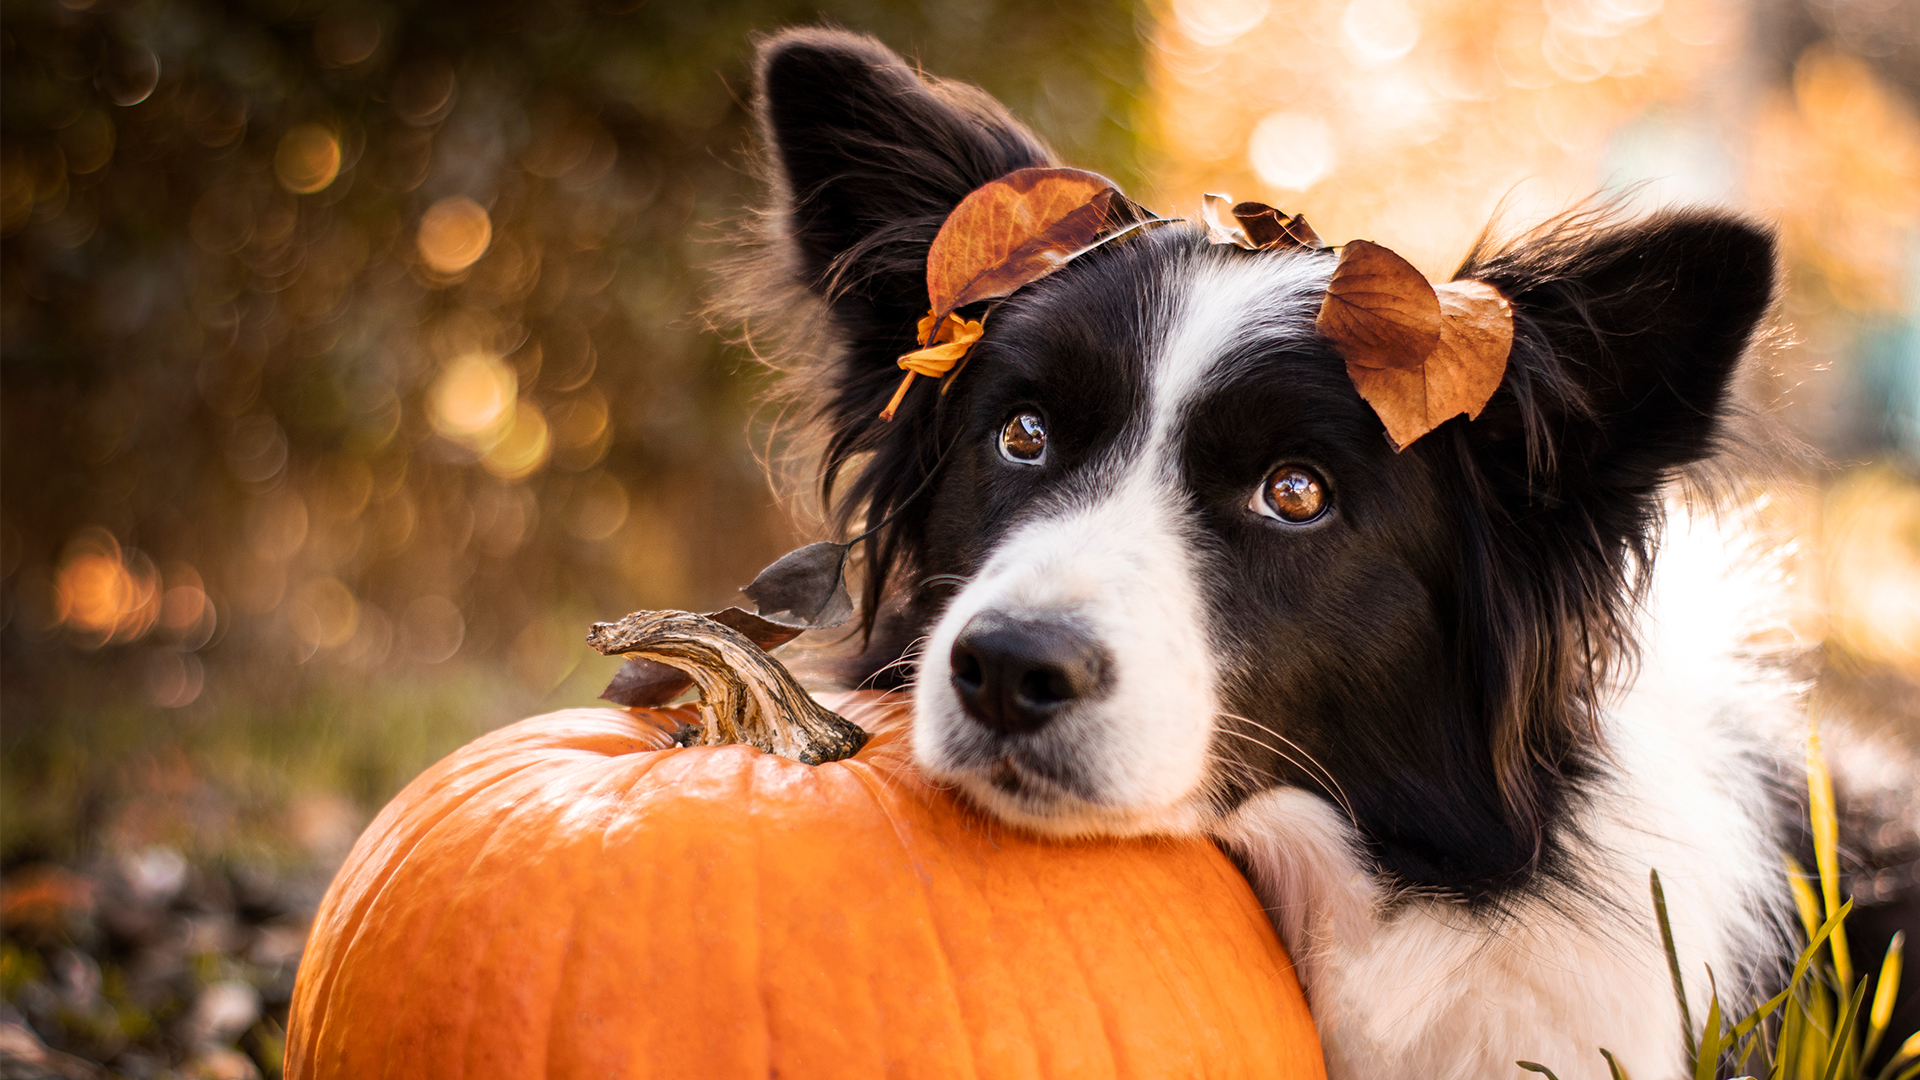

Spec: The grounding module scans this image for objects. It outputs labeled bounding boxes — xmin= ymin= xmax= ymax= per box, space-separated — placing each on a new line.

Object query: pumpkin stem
xmin=586 ymin=610 xmax=870 ymax=765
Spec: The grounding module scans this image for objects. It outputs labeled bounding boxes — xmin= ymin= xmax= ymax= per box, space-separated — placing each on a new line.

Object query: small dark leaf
xmin=1232 ymin=201 xmax=1324 ymax=250
xmin=705 ymin=606 xmax=805 ymax=651
xmin=741 ymin=541 xmax=854 ymax=629
xmin=599 ymin=657 xmax=693 ymax=707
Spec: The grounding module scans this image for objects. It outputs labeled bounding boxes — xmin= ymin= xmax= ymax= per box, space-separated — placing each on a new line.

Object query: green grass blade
xmin=1794 ymin=983 xmax=1833 ymax=1080
xmin=1863 ymin=931 xmax=1905 ymax=1067
xmin=1788 ymin=854 xmax=1823 ymax=942
xmin=1699 ymin=989 xmax=1727 ymax=1080
xmin=1818 ymin=978 xmax=1868 ymax=1080
xmin=1789 ymin=899 xmax=1856 ymax=993
xmin=1654 ymin=870 xmax=1700 ymax=1063
xmin=1600 ymin=1048 xmax=1633 ymax=1080
xmin=1777 ymin=992 xmax=1802 ymax=1080
xmin=1517 ymin=1062 xmax=1563 ymax=1079
xmin=1805 ymin=727 xmax=1854 ymax=990
xmin=1734 ymin=986 xmax=1791 ymax=1043
xmin=1874 ymin=1032 xmax=1920 ymax=1080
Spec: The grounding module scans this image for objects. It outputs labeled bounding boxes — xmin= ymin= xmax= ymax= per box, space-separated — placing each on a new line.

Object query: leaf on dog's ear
xmin=1317 ymin=240 xmax=1443 ymax=371
xmin=1428 ymin=280 xmax=1512 ymax=423
xmin=925 ymin=166 xmax=1135 ymax=329
xmin=741 ymin=540 xmax=855 ymax=629
xmin=1343 ymin=278 xmax=1513 ymax=450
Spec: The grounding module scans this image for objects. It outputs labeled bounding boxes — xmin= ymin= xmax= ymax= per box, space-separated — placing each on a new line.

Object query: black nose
xmin=949 ymin=614 xmax=1108 ymax=735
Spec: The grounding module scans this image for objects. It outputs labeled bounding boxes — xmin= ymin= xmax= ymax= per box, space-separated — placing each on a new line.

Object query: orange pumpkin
xmin=287 ymin=692 xmax=1325 ymax=1079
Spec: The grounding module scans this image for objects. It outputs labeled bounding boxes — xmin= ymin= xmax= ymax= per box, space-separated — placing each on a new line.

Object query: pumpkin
xmin=286 ymin=613 xmax=1324 ymax=1079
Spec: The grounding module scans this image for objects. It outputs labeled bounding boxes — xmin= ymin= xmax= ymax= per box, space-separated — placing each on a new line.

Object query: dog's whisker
xmin=1215 ymin=712 xmax=1357 ymax=826
xmin=1210 ymin=726 xmax=1359 ymax=828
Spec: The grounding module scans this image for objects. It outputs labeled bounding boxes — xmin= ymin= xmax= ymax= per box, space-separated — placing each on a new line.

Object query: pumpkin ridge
xmin=1031 ymin=855 xmax=1127 ymax=1078
xmin=534 ymin=781 xmax=601 ymax=1079
xmin=374 ymin=744 xmax=634 ymax=1075
xmin=447 ymin=748 xmax=654 ymax=1077
xmin=398 ymin=756 xmax=558 ymax=1079
xmin=293 ymin=749 xmax=561 ymax=1074
xmin=838 ymin=758 xmax=988 ymax=1080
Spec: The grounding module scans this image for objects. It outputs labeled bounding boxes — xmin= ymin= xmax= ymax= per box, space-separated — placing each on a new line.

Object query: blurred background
xmin=0 ymin=0 xmax=1913 ymax=1073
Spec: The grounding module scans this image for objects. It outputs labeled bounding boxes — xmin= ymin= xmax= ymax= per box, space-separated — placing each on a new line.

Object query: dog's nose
xmin=949 ymin=614 xmax=1108 ymax=735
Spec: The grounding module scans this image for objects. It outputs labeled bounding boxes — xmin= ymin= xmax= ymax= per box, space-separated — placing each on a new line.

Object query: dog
xmin=721 ymin=27 xmax=1911 ymax=1079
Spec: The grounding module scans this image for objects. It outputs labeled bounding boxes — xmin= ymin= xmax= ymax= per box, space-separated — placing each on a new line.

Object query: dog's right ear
xmin=755 ymin=28 xmax=1053 ymax=351
xmin=748 ymin=30 xmax=1054 ymax=676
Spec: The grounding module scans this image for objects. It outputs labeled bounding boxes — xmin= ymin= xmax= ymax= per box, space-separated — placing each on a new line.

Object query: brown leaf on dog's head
xmin=1201 ymin=193 xmax=1254 ymax=248
xmin=925 ymin=166 xmax=1134 ymax=331
xmin=1200 ymin=195 xmax=1324 ymax=251
xmin=1344 ymin=278 xmax=1513 ymax=450
xmin=1316 ymin=240 xmax=1443 ymax=371
xmin=1232 ymin=201 xmax=1324 ymax=250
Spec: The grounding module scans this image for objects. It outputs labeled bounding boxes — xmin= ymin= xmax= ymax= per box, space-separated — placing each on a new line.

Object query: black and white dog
xmin=725 ymin=27 xmax=1904 ymax=1078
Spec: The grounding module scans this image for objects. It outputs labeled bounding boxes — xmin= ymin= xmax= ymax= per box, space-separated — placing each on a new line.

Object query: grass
xmin=1517 ymin=725 xmax=1916 ymax=1080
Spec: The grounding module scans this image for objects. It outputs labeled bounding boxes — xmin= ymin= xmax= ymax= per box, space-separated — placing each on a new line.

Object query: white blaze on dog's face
xmin=911 ymin=255 xmax=1336 ymax=838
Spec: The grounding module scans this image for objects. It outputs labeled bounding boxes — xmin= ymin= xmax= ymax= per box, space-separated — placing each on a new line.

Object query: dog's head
xmin=742 ymin=29 xmax=1777 ymax=898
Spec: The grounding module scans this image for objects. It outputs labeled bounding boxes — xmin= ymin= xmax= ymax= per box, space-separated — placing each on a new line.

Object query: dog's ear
xmin=748 ymin=30 xmax=1054 ymax=675
xmin=755 ymin=28 xmax=1053 ymax=344
xmin=1462 ymin=210 xmax=1778 ymax=491
xmin=1443 ymin=209 xmax=1778 ymax=844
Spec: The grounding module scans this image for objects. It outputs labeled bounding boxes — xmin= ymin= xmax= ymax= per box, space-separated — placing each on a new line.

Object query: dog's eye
xmin=999 ymin=411 xmax=1048 ymax=464
xmin=1252 ymin=464 xmax=1327 ymax=523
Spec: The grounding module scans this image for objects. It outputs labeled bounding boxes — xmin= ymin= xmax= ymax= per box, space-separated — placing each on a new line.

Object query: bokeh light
xmin=53 ymin=529 xmax=160 ymax=648
xmin=274 ymin=124 xmax=343 ymax=194
xmin=416 ymin=195 xmax=492 ymax=275
xmin=429 ymin=352 xmax=516 ymax=445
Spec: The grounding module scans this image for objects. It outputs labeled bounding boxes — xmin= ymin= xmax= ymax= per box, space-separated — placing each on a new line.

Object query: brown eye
xmin=1000 ymin=411 xmax=1048 ymax=464
xmin=1252 ymin=464 xmax=1327 ymax=523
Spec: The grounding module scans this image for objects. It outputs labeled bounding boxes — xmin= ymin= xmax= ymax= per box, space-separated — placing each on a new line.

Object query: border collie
xmin=721 ymin=27 xmax=1900 ymax=1079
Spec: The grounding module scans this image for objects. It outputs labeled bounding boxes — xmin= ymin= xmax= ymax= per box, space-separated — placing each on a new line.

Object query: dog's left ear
xmin=1460 ymin=209 xmax=1777 ymax=491
xmin=1445 ymin=209 xmax=1778 ymax=840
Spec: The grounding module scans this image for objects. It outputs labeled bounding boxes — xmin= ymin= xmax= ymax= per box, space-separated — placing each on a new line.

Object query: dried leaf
xmin=1200 ymin=195 xmax=1323 ymax=251
xmin=1232 ymin=201 xmax=1323 ymax=250
xmin=1425 ymin=280 xmax=1512 ymax=422
xmin=1316 ymin=240 xmax=1443 ymax=371
xmin=706 ymin=606 xmax=807 ymax=650
xmin=881 ymin=313 xmax=985 ymax=421
xmin=740 ymin=540 xmax=855 ymax=629
xmin=600 ymin=657 xmax=693 ymax=708
xmin=924 ymin=166 xmax=1135 ymax=326
xmin=1201 ymin=193 xmax=1254 ymax=249
xmin=1342 ymin=277 xmax=1513 ymax=450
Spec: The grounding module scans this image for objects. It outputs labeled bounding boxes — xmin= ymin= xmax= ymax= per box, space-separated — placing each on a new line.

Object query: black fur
xmin=754 ymin=29 xmax=1053 ymax=658
xmin=746 ymin=27 xmax=1778 ymax=905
